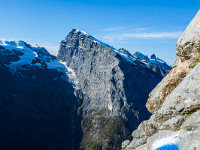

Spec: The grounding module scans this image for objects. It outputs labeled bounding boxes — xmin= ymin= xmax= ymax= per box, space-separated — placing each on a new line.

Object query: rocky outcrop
xmin=122 ymin=10 xmax=200 ymax=150
xmin=57 ymin=29 xmax=170 ymax=150
xmin=146 ymin=10 xmax=200 ymax=114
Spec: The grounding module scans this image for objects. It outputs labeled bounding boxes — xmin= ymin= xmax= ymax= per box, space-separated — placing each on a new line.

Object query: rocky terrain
xmin=0 ymin=28 xmax=172 ymax=150
xmin=0 ymin=41 xmax=82 ymax=150
xmin=57 ymin=30 xmax=171 ymax=150
xmin=122 ymin=10 xmax=200 ymax=150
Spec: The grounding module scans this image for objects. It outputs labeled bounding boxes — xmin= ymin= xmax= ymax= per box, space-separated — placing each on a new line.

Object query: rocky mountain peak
xmin=134 ymin=51 xmax=148 ymax=58
xmin=57 ymin=29 xmax=171 ymax=149
xmin=150 ymin=54 xmax=156 ymax=59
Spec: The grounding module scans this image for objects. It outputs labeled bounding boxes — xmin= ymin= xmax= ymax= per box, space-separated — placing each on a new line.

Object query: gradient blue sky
xmin=0 ymin=0 xmax=200 ymax=64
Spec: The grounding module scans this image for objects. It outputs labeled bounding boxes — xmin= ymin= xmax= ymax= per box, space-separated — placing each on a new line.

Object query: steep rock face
xmin=122 ymin=10 xmax=200 ymax=150
xmin=0 ymin=41 xmax=82 ymax=150
xmin=146 ymin=10 xmax=200 ymax=114
xmin=57 ymin=29 xmax=170 ymax=150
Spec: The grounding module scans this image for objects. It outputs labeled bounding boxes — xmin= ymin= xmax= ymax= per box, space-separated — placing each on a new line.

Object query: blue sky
xmin=0 ymin=0 xmax=199 ymax=64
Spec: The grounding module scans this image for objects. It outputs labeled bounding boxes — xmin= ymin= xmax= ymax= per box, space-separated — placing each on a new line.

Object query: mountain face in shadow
xmin=0 ymin=32 xmax=171 ymax=150
xmin=0 ymin=41 xmax=82 ymax=150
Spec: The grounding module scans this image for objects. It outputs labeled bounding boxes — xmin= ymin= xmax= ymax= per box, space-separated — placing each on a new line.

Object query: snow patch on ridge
xmin=92 ymin=37 xmax=137 ymax=65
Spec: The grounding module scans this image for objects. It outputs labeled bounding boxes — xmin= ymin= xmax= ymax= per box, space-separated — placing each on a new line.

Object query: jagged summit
xmin=64 ymin=29 xmax=138 ymax=65
xmin=133 ymin=51 xmax=172 ymax=76
xmin=62 ymin=29 xmax=171 ymax=77
xmin=150 ymin=54 xmax=156 ymax=59
xmin=134 ymin=51 xmax=149 ymax=60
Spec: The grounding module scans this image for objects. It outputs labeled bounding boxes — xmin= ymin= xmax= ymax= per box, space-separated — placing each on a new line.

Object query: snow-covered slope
xmin=0 ymin=40 xmax=82 ymax=150
xmin=0 ymin=40 xmax=79 ymax=88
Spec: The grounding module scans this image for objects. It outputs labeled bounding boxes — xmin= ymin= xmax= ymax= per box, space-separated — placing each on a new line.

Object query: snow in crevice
xmin=47 ymin=59 xmax=80 ymax=90
xmin=33 ymin=52 xmax=38 ymax=58
xmin=59 ymin=62 xmax=80 ymax=90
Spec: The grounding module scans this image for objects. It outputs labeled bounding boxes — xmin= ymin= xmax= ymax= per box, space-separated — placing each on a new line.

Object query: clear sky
xmin=0 ymin=0 xmax=200 ymax=64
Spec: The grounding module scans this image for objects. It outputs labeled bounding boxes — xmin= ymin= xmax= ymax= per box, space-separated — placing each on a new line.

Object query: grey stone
xmin=122 ymin=10 xmax=200 ymax=150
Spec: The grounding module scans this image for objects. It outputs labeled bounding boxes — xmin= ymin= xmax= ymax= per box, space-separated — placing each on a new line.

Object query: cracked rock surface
xmin=122 ymin=10 xmax=200 ymax=150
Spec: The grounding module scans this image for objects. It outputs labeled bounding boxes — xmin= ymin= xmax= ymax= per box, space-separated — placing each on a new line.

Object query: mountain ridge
xmin=57 ymin=29 xmax=171 ymax=149
xmin=0 ymin=30 xmax=171 ymax=150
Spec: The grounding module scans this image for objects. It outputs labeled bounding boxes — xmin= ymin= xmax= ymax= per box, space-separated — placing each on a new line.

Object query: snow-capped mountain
xmin=0 ymin=40 xmax=64 ymax=71
xmin=62 ymin=29 xmax=171 ymax=77
xmin=0 ymin=40 xmax=82 ymax=150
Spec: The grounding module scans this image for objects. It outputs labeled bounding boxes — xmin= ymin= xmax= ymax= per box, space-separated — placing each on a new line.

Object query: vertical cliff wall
xmin=57 ymin=29 xmax=168 ymax=150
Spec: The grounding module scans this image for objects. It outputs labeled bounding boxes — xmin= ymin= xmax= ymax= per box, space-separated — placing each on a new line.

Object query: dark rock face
xmin=57 ymin=29 xmax=170 ymax=150
xmin=0 ymin=41 xmax=82 ymax=150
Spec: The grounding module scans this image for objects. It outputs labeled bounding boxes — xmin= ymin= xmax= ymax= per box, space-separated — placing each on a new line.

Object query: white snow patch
xmin=46 ymin=60 xmax=80 ymax=90
xmin=66 ymin=66 xmax=80 ymax=90
xmin=93 ymin=38 xmax=137 ymax=65
xmin=33 ymin=52 xmax=38 ymax=57
xmin=75 ymin=29 xmax=88 ymax=35
xmin=9 ymin=50 xmax=36 ymax=71
xmin=46 ymin=60 xmax=68 ymax=72
xmin=0 ymin=40 xmax=39 ymax=71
